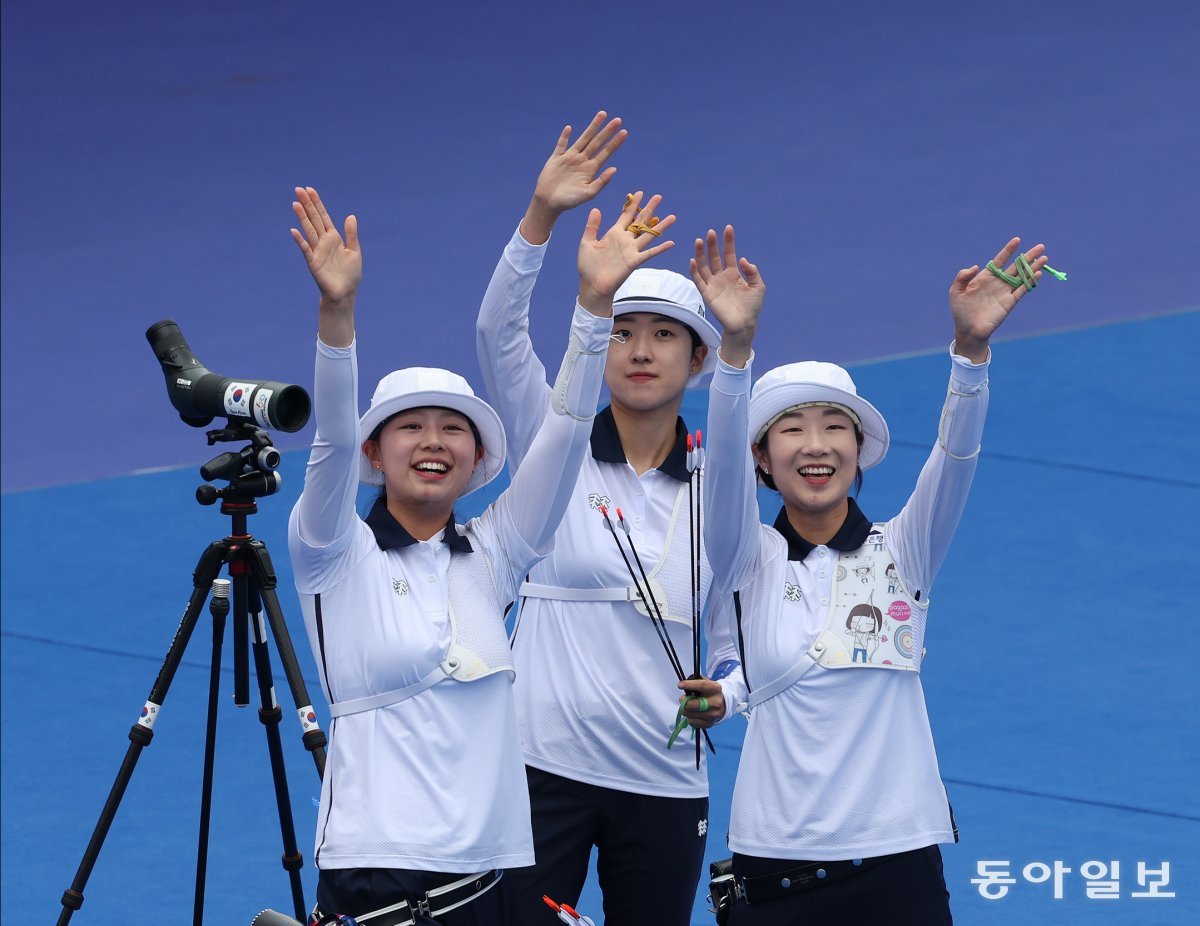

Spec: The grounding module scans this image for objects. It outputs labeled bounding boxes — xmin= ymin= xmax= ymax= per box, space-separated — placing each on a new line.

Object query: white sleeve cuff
xmin=948 ymin=341 xmax=990 ymax=390
xmin=572 ymin=301 xmax=616 ymax=351
xmin=316 ymin=336 xmax=355 ymax=357
xmin=505 ymin=225 xmax=550 ymax=274
xmin=716 ymin=676 xmax=742 ymax=723
xmin=713 ymin=350 xmax=754 ymax=395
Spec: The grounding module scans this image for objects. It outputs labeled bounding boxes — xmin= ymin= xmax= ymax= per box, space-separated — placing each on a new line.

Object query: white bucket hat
xmin=358 ymin=367 xmax=506 ymax=495
xmin=749 ymin=361 xmax=890 ymax=471
xmin=612 ymin=268 xmax=720 ymax=386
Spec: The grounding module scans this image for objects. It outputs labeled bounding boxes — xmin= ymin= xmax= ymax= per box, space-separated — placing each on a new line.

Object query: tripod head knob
xmin=196 ymin=472 xmax=282 ymax=506
xmin=200 ymin=431 xmax=282 ymax=482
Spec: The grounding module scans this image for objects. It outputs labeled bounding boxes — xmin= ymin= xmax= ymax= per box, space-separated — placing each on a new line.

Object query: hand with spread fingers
xmin=689 ymin=225 xmax=765 ymax=369
xmin=950 ymin=237 xmax=1050 ymax=363
xmin=290 ymin=186 xmax=361 ymax=348
xmin=522 ymin=111 xmax=628 ymax=245
xmin=576 ymin=191 xmax=676 ymax=317
xmin=677 ymin=676 xmax=726 ymax=730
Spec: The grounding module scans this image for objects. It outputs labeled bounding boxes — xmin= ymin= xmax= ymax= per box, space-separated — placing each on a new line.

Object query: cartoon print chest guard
xmin=520 ymin=482 xmax=698 ymax=626
xmin=807 ymin=525 xmax=926 ymax=672
xmin=327 ymin=543 xmax=514 ymax=720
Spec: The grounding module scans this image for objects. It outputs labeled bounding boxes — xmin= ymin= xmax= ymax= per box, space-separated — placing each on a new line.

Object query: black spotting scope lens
xmin=146 ymin=320 xmax=311 ymax=432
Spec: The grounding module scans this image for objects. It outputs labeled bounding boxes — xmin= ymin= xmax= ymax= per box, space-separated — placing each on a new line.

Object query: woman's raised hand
xmin=291 ymin=186 xmax=360 ymax=347
xmin=291 ymin=186 xmax=362 ymax=306
xmin=576 ymin=192 xmax=676 ymax=317
xmin=534 ymin=111 xmax=627 ymax=213
xmin=950 ymin=237 xmax=1049 ymax=362
xmin=522 ymin=112 xmax=627 ymax=245
xmin=690 ymin=225 xmax=764 ymax=368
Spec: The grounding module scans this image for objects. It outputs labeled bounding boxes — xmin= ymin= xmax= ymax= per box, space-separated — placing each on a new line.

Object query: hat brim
xmin=358 ymin=390 xmax=506 ymax=495
xmin=749 ymin=382 xmax=890 ymax=471
xmin=613 ymin=299 xmax=721 ymax=387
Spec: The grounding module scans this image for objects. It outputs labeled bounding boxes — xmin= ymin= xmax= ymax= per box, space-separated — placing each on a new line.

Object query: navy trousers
xmin=727 ymin=845 xmax=953 ymax=925
xmin=502 ymin=766 xmax=709 ymax=926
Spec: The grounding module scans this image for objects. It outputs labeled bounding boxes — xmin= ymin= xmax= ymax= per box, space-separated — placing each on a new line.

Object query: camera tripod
xmin=57 ymin=423 xmax=327 ymax=925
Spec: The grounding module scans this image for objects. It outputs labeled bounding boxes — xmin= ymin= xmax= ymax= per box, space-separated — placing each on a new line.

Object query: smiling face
xmin=362 ymin=406 xmax=484 ymax=516
xmin=604 ymin=312 xmax=707 ymax=416
xmin=754 ymin=405 xmax=861 ymax=517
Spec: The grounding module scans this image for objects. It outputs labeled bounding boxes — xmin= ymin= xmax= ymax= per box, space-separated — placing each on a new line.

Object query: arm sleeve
xmin=288 ymin=338 xmax=365 ymax=591
xmin=475 ymin=226 xmax=556 ymax=468
xmin=703 ymin=353 xmax=764 ymax=594
xmin=887 ymin=344 xmax=990 ymax=597
xmin=476 ymin=303 xmax=611 ymax=596
xmin=293 ymin=339 xmax=361 ymax=547
xmin=706 ymin=591 xmax=750 ymax=723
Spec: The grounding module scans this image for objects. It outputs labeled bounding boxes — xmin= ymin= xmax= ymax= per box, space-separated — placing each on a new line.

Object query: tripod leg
xmin=247 ymin=540 xmax=327 ymax=776
xmin=231 ymin=560 xmax=252 ymax=706
xmin=246 ymin=582 xmax=308 ymax=921
xmin=56 ymin=541 xmax=229 ymax=926
xmin=194 ymin=580 xmax=232 ymax=926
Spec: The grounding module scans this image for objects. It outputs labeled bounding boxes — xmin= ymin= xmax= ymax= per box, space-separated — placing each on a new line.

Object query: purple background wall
xmin=3 ymin=0 xmax=1196 ymax=491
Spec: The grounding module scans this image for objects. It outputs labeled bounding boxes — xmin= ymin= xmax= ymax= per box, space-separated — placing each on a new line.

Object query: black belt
xmin=308 ymin=869 xmax=501 ymax=926
xmin=740 ymin=855 xmax=889 ymax=904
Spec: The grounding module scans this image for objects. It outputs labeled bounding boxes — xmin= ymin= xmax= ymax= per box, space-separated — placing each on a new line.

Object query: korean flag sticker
xmin=223 ymin=381 xmax=255 ymax=418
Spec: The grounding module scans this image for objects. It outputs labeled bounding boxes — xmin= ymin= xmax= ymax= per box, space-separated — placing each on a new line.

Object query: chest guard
xmin=520 ymin=482 xmax=698 ymax=626
xmin=808 ymin=525 xmax=926 ymax=672
xmin=328 ymin=540 xmax=514 ymax=719
xmin=747 ymin=526 xmax=929 ymax=711
xmin=441 ymin=541 xmax=516 ymax=679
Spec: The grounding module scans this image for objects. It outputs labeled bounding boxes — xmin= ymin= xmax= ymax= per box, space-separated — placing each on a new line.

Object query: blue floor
xmin=5 ymin=311 xmax=1197 ymax=924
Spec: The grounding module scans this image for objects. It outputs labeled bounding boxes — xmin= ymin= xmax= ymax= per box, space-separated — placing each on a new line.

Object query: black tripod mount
xmin=57 ymin=422 xmax=328 ymax=925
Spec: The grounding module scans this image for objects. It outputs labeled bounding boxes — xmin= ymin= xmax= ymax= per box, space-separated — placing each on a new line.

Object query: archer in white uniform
xmin=692 ymin=227 xmax=1053 ymax=925
xmin=286 ymin=185 xmax=660 ymax=923
xmin=475 ymin=114 xmax=746 ymax=926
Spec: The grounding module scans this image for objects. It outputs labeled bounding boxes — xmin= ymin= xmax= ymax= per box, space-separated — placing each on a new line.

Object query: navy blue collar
xmin=589 ymin=405 xmax=691 ymax=483
xmin=773 ymin=497 xmax=872 ymax=561
xmin=365 ymin=497 xmax=473 ymax=553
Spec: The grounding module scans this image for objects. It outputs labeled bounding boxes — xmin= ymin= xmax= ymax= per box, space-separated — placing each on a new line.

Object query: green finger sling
xmin=666 ymin=696 xmax=710 ymax=750
xmin=986 ymin=255 xmax=1068 ymax=289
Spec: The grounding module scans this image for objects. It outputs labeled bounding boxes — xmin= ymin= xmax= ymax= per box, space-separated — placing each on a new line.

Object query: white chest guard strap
xmin=518 ymin=483 xmax=689 ymax=625
xmin=519 ymin=583 xmax=640 ymax=603
xmin=746 ymin=658 xmax=812 ymax=711
xmin=328 ymin=663 xmax=450 ymax=718
xmin=328 ymin=541 xmax=513 ymax=718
